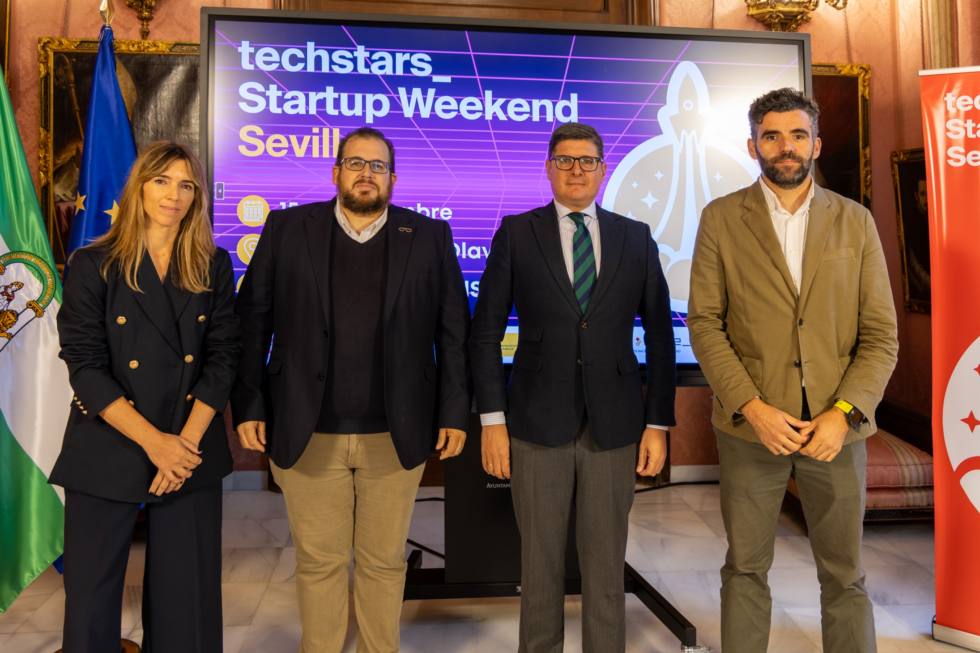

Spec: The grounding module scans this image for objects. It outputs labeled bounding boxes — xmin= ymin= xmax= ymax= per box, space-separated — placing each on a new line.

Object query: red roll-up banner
xmin=920 ymin=66 xmax=980 ymax=650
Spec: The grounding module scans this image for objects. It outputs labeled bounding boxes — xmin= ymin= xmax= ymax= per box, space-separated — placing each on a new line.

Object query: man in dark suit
xmin=470 ymin=122 xmax=676 ymax=652
xmin=233 ymin=127 xmax=470 ymax=653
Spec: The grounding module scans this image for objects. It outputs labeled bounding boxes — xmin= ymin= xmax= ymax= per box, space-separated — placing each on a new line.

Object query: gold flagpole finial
xmin=100 ymin=0 xmax=115 ymax=26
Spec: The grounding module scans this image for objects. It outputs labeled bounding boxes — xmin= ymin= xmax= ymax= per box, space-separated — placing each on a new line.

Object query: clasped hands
xmin=144 ymin=431 xmax=202 ymax=496
xmin=740 ymin=397 xmax=848 ymax=462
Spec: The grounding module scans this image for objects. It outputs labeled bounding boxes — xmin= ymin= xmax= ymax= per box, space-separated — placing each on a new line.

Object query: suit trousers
xmin=61 ymin=485 xmax=223 ymax=653
xmin=271 ymin=433 xmax=425 ymax=653
xmin=715 ymin=430 xmax=875 ymax=653
xmin=510 ymin=424 xmax=637 ymax=653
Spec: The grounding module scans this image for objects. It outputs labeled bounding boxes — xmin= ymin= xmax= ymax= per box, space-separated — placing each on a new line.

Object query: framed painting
xmin=812 ymin=63 xmax=872 ymax=209
xmin=891 ymin=148 xmax=929 ymax=313
xmin=37 ymin=37 xmax=199 ymax=265
xmin=1 ymin=0 xmax=9 ymax=76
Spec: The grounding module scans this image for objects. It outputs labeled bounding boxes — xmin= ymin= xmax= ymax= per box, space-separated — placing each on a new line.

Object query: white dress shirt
xmin=753 ymin=177 xmax=815 ymax=394
xmin=334 ymin=200 xmax=388 ymax=243
xmin=757 ymin=177 xmax=814 ymax=293
xmin=480 ymin=201 xmax=667 ymax=432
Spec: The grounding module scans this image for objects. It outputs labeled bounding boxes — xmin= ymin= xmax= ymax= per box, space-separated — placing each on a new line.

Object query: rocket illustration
xmin=601 ymin=61 xmax=758 ymax=315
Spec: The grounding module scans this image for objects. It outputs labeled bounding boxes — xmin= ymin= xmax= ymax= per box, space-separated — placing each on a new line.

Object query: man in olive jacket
xmin=688 ymin=88 xmax=898 ymax=653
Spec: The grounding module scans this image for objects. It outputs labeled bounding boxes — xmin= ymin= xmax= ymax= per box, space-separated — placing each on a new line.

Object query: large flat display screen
xmin=203 ymin=10 xmax=810 ymax=367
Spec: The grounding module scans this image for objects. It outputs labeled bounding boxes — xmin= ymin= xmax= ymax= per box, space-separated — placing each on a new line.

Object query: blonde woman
xmin=50 ymin=141 xmax=238 ymax=653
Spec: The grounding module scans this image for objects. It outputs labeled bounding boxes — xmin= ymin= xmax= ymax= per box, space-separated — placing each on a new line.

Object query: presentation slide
xmin=206 ymin=13 xmax=807 ymax=365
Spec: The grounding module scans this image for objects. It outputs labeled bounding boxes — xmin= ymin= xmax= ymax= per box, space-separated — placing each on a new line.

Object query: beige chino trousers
xmin=272 ymin=433 xmax=425 ymax=653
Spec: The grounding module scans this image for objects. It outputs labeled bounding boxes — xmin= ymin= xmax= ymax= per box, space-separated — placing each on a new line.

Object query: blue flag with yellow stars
xmin=67 ymin=24 xmax=136 ymax=253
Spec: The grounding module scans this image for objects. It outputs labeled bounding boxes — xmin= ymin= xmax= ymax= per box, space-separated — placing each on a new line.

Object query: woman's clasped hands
xmin=144 ymin=432 xmax=202 ymax=496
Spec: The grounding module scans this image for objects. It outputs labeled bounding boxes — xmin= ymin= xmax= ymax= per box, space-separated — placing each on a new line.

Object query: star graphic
xmin=655 ymin=171 xmax=664 ymax=181
xmin=714 ymin=172 xmax=723 ymax=182
xmin=631 ymin=181 xmax=639 ymax=189
xmin=74 ymin=194 xmax=86 ymax=212
xmin=963 ymin=411 xmax=980 ymax=433
xmin=641 ymin=192 xmax=658 ymax=209
xmin=974 ymin=362 xmax=980 ymax=377
xmin=104 ymin=201 xmax=120 ymax=223
xmin=626 ymin=210 xmax=636 ymax=219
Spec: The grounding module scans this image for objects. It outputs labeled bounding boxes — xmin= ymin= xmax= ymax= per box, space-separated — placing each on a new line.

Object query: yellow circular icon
xmin=237 ymin=195 xmax=270 ymax=227
xmin=236 ymin=234 xmax=260 ymax=265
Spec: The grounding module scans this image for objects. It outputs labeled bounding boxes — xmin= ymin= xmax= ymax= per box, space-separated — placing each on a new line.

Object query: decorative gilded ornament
xmin=745 ymin=0 xmax=848 ymax=32
xmin=125 ymin=0 xmax=158 ymax=41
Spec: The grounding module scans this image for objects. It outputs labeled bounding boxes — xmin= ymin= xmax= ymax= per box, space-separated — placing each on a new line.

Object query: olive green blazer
xmin=688 ymin=181 xmax=898 ymax=444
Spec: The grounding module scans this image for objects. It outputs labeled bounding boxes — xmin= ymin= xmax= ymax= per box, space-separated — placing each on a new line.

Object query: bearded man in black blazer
xmin=470 ymin=123 xmax=676 ymax=652
xmin=233 ymin=127 xmax=469 ymax=653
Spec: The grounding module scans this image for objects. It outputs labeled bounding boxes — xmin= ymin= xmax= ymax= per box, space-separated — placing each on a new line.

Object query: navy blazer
xmin=469 ymin=203 xmax=676 ymax=450
xmin=49 ymin=246 xmax=239 ymax=503
xmin=231 ymin=200 xmax=470 ymax=470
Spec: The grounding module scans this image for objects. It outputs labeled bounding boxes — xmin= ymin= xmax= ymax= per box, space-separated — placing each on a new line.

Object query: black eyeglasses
xmin=337 ymin=157 xmax=392 ymax=174
xmin=549 ymin=155 xmax=603 ymax=172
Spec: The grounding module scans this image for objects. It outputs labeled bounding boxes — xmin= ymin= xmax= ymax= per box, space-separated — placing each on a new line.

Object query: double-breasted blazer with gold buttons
xmin=49 ymin=245 xmax=240 ymax=503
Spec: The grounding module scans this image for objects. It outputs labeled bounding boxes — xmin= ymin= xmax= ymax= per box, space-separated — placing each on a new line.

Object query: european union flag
xmin=67 ymin=25 xmax=137 ymax=253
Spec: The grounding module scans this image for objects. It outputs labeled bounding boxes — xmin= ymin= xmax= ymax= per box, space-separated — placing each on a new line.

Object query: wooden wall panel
xmin=274 ymin=0 xmax=654 ymax=26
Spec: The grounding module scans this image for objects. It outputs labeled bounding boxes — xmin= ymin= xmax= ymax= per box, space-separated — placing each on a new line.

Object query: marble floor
xmin=0 ymin=483 xmax=959 ymax=652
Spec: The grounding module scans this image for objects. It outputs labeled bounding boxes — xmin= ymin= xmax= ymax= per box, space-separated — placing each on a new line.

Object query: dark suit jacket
xmin=49 ymin=246 xmax=239 ymax=503
xmin=231 ymin=200 xmax=470 ymax=470
xmin=470 ymin=203 xmax=676 ymax=449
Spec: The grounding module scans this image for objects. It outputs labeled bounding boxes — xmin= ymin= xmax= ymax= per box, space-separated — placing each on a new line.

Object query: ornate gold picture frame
xmin=812 ymin=63 xmax=871 ymax=209
xmin=1 ymin=0 xmax=10 ymax=76
xmin=891 ymin=148 xmax=929 ymax=314
xmin=37 ymin=37 xmax=199 ymax=264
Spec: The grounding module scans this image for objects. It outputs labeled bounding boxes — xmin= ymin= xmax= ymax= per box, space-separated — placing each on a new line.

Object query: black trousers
xmin=62 ymin=485 xmax=223 ymax=653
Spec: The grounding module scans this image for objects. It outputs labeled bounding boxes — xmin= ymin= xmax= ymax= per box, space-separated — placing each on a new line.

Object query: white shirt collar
xmin=334 ymin=199 xmax=388 ymax=243
xmin=758 ymin=177 xmax=815 ymax=217
xmin=553 ymin=200 xmax=597 ymax=222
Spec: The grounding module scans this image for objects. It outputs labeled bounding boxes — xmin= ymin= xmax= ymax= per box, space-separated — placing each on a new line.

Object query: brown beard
xmin=340 ymin=183 xmax=389 ymax=214
xmin=755 ymin=146 xmax=813 ymax=190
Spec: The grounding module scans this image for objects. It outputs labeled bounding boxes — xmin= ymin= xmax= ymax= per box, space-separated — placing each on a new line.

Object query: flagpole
xmin=92 ymin=0 xmax=139 ymax=643
xmin=100 ymin=0 xmax=115 ymax=26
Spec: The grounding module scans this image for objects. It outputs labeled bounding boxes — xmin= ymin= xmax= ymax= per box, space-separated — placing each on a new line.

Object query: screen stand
xmin=404 ymin=559 xmax=700 ymax=648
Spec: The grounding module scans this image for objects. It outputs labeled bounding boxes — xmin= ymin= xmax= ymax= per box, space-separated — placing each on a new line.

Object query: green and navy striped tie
xmin=569 ymin=212 xmax=596 ymax=313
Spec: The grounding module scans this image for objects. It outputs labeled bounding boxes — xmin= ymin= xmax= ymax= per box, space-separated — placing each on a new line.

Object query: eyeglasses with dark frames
xmin=549 ymin=155 xmax=603 ymax=172
xmin=337 ymin=157 xmax=392 ymax=174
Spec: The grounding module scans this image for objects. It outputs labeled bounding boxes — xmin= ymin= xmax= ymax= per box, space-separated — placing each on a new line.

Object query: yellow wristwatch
xmin=834 ymin=399 xmax=863 ymax=429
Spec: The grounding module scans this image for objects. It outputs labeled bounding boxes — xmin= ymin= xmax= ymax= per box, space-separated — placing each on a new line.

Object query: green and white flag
xmin=0 ymin=65 xmax=69 ymax=612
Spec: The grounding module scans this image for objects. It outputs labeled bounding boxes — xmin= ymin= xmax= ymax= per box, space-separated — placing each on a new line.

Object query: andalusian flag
xmin=0 ymin=65 xmax=70 ymax=612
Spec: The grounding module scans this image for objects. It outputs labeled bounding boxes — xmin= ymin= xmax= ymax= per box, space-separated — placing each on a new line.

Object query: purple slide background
xmin=209 ymin=17 xmax=803 ymax=364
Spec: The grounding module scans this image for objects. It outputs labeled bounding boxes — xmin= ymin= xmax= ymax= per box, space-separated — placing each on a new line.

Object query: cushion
xmin=865 ymin=429 xmax=933 ymax=489
xmin=865 ymin=486 xmax=934 ymax=510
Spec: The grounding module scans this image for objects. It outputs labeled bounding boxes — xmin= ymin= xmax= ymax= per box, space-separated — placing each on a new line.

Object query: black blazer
xmin=49 ymin=246 xmax=239 ymax=503
xmin=231 ymin=200 xmax=470 ymax=470
xmin=470 ymin=203 xmax=676 ymax=450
